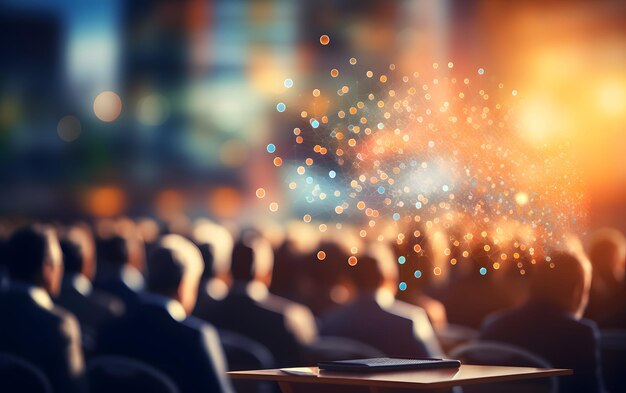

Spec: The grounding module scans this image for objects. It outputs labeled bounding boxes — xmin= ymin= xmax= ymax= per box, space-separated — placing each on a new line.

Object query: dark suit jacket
xmin=0 ymin=284 xmax=87 ymax=393
xmin=55 ymin=274 xmax=124 ymax=355
xmin=199 ymin=282 xmax=317 ymax=367
xmin=97 ymin=294 xmax=233 ymax=393
xmin=480 ymin=302 xmax=606 ymax=393
xmin=320 ymin=292 xmax=441 ymax=358
xmin=93 ymin=265 xmax=143 ymax=309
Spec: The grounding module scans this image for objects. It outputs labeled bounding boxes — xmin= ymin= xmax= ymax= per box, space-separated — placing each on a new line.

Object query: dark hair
xmin=6 ymin=225 xmax=52 ymax=283
xmin=530 ymin=252 xmax=586 ymax=308
xmin=230 ymin=241 xmax=254 ymax=282
xmin=350 ymin=255 xmax=384 ymax=291
xmin=60 ymin=238 xmax=83 ymax=274
xmin=196 ymin=242 xmax=214 ymax=280
xmin=147 ymin=247 xmax=185 ymax=295
xmin=97 ymin=235 xmax=129 ymax=266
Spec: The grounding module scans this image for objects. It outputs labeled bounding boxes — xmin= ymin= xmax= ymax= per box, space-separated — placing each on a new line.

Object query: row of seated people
xmin=0 ymin=219 xmax=624 ymax=393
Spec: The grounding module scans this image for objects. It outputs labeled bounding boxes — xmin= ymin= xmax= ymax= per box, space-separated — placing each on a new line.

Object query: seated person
xmin=200 ymin=232 xmax=318 ymax=367
xmin=97 ymin=234 xmax=233 ymax=393
xmin=55 ymin=226 xmax=124 ymax=355
xmin=93 ymin=234 xmax=144 ymax=308
xmin=584 ymin=228 xmax=626 ymax=327
xmin=321 ymin=244 xmax=443 ymax=358
xmin=191 ymin=220 xmax=233 ymax=317
xmin=480 ymin=251 xmax=606 ymax=393
xmin=0 ymin=225 xmax=86 ymax=392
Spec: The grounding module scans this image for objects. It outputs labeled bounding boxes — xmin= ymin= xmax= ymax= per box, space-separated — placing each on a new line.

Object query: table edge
xmin=228 ymin=367 xmax=573 ymax=389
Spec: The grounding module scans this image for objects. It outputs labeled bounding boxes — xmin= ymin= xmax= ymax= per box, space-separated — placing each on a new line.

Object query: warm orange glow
xmin=155 ymin=190 xmax=185 ymax=218
xmin=208 ymin=187 xmax=242 ymax=218
xmin=83 ymin=187 xmax=126 ymax=217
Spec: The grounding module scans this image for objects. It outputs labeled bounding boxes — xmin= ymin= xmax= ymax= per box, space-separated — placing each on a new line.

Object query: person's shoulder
xmin=571 ymin=317 xmax=600 ymax=340
xmin=389 ymin=299 xmax=426 ymax=318
xmin=89 ymin=289 xmax=125 ymax=316
xmin=50 ymin=305 xmax=81 ymax=338
xmin=181 ymin=314 xmax=218 ymax=337
xmin=480 ymin=307 xmax=519 ymax=334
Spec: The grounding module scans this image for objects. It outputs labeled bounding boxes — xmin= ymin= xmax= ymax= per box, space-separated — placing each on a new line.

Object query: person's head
xmin=530 ymin=251 xmax=592 ymax=318
xmin=350 ymin=243 xmax=398 ymax=295
xmin=192 ymin=219 xmax=233 ymax=281
xmin=147 ymin=234 xmax=204 ymax=314
xmin=60 ymin=225 xmax=97 ymax=280
xmin=6 ymin=225 xmax=63 ymax=295
xmin=230 ymin=232 xmax=273 ymax=287
xmin=97 ymin=235 xmax=130 ymax=267
xmin=587 ymin=228 xmax=626 ymax=285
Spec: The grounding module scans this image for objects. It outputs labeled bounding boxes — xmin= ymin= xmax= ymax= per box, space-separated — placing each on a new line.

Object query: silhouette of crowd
xmin=0 ymin=216 xmax=624 ymax=393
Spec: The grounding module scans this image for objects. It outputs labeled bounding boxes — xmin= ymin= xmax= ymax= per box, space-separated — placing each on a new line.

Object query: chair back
xmin=88 ymin=355 xmax=179 ymax=393
xmin=600 ymin=329 xmax=626 ymax=393
xmin=0 ymin=352 xmax=52 ymax=393
xmin=449 ymin=341 xmax=557 ymax=393
xmin=219 ymin=330 xmax=276 ymax=393
xmin=301 ymin=336 xmax=385 ymax=364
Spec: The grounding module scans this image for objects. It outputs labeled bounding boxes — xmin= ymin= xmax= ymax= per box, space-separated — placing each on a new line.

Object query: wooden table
xmin=229 ymin=364 xmax=572 ymax=392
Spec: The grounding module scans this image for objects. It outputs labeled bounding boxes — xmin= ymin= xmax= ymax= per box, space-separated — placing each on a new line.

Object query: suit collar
xmin=64 ymin=273 xmax=93 ymax=296
xmin=8 ymin=281 xmax=54 ymax=310
xmin=140 ymin=292 xmax=187 ymax=322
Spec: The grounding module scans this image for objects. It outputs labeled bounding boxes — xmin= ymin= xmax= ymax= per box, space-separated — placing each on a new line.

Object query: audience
xmin=96 ymin=234 xmax=233 ymax=393
xmin=55 ymin=226 xmax=125 ymax=355
xmin=0 ymin=216 xmax=623 ymax=392
xmin=321 ymin=244 xmax=443 ymax=357
xmin=197 ymin=232 xmax=318 ymax=367
xmin=480 ymin=251 xmax=605 ymax=393
xmin=0 ymin=225 xmax=87 ymax=392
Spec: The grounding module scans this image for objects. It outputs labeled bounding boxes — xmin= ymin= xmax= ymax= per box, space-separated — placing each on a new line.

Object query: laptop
xmin=318 ymin=357 xmax=461 ymax=372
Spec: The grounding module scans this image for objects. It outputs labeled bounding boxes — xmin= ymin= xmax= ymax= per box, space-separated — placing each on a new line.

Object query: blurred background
xmin=0 ymin=0 xmax=624 ymax=231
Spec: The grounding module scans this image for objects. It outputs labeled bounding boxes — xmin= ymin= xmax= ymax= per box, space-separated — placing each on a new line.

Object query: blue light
xmin=266 ymin=144 xmax=276 ymax=153
xmin=398 ymin=256 xmax=406 ymax=264
xmin=392 ymin=213 xmax=400 ymax=221
xmin=415 ymin=202 xmax=422 ymax=209
xmin=329 ymin=170 xmax=336 ymax=179
xmin=310 ymin=119 xmax=320 ymax=128
xmin=276 ymin=102 xmax=286 ymax=112
xmin=399 ymin=282 xmax=407 ymax=291
xmin=284 ymin=79 xmax=293 ymax=88
xmin=479 ymin=267 xmax=487 ymax=275
xmin=478 ymin=68 xmax=485 ymax=75
xmin=306 ymin=177 xmax=313 ymax=184
xmin=414 ymin=270 xmax=422 ymax=279
xmin=377 ymin=186 xmax=385 ymax=194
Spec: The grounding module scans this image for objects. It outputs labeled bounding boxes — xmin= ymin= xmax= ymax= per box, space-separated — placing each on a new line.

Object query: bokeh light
xmin=57 ymin=115 xmax=81 ymax=142
xmin=93 ymin=91 xmax=122 ymax=122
